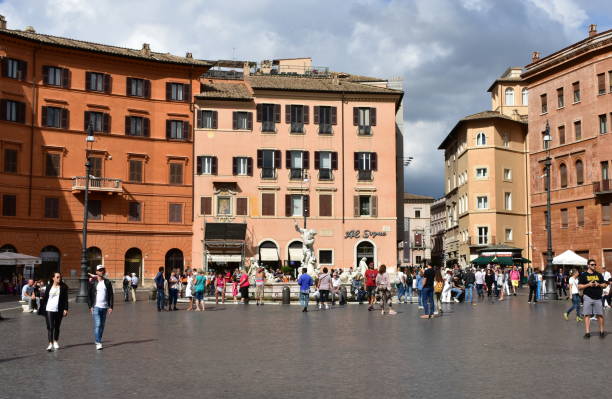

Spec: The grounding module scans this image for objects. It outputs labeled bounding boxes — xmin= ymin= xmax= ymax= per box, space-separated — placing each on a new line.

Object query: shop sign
xmin=344 ymin=229 xmax=387 ymax=239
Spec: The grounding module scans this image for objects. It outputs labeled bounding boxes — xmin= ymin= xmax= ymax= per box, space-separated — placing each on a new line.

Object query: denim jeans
xmin=299 ymin=291 xmax=310 ymax=308
xmin=476 ymin=284 xmax=484 ymax=297
xmin=465 ymin=284 xmax=474 ymax=303
xmin=418 ymin=289 xmax=423 ymax=307
xmin=168 ymin=288 xmax=178 ymax=309
xmin=397 ymin=284 xmax=405 ymax=302
xmin=422 ymin=287 xmax=434 ymax=316
xmin=123 ymin=287 xmax=130 ymax=301
xmin=450 ymin=288 xmax=463 ymax=299
xmin=156 ymin=289 xmax=165 ymax=310
xmin=93 ymin=307 xmax=108 ymax=343
xmin=566 ymin=293 xmax=582 ymax=317
xmin=405 ymin=286 xmax=413 ymax=302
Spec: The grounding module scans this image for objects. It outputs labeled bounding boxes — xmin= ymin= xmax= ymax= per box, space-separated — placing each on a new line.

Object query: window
xmin=257 ymin=149 xmax=280 ymax=179
xmin=504 ymin=168 xmax=512 ymax=180
xmin=200 ymin=196 xmax=212 ymax=215
xmin=166 ymin=82 xmax=190 ymax=101
xmin=577 ymin=206 xmax=585 ymax=227
xmin=287 ymin=194 xmax=308 ymax=217
xmin=319 ymin=250 xmax=333 ymax=265
xmin=1 ymin=58 xmax=27 ymax=80
xmin=598 ymin=73 xmax=606 ymax=95
xmin=355 ymin=195 xmax=377 ymax=217
xmin=197 ymin=156 xmax=217 ymax=175
xmin=354 ymin=107 xmax=376 ymax=135
xmin=126 ymin=77 xmax=150 ymax=98
xmin=43 ymin=66 xmax=69 ymax=87
xmin=557 ymin=88 xmax=564 ymax=108
xmin=601 ymin=161 xmax=609 ymax=181
xmin=89 ymin=157 xmax=102 ymax=178
xmin=236 ymin=197 xmax=248 ymax=216
xmin=603 ymin=203 xmax=611 ymax=223
xmin=502 ymin=132 xmax=509 ymax=147
xmin=44 ymin=197 xmax=59 ymax=219
xmin=319 ymin=194 xmax=332 ymax=217
xmin=166 ymin=120 xmax=189 ymax=140
xmin=476 ymin=132 xmax=486 ymax=146
xmin=84 ymin=111 xmax=109 ymax=133
xmin=521 ymin=88 xmax=528 ymax=105
xmin=558 ymin=125 xmax=565 ymax=145
xmin=257 ymin=103 xmax=279 ymax=132
xmin=574 ymin=120 xmax=582 ymax=140
xmin=125 ymin=116 xmax=149 ymax=137
xmin=128 ymin=202 xmax=142 ymax=222
xmin=128 ymin=159 xmax=143 ymax=183
xmin=504 ymin=192 xmax=512 ymax=210
xmin=42 ymin=106 xmax=68 ymax=129
xmin=287 ymin=150 xmax=308 ymax=180
xmin=575 ymin=160 xmax=584 ymax=185
xmin=233 ymin=111 xmax=252 ymax=130
xmin=505 ymin=228 xmax=513 ymax=241
xmin=3 ymin=149 xmax=17 ymax=173
xmin=599 ymin=114 xmax=608 ymax=134
xmin=610 ymin=71 xmax=612 ymax=93
xmin=85 ymin=72 xmax=110 ymax=93
xmin=505 ymin=88 xmax=514 ymax=106
xmin=286 ymin=105 xmax=308 ymax=133
xmin=316 ymin=151 xmax=336 ymax=181
xmin=572 ymin=82 xmax=580 ymax=103
xmin=315 ymin=106 xmax=336 ymax=134
xmin=44 ymin=153 xmax=60 ymax=177
xmin=261 ymin=193 xmax=275 ymax=216
xmin=415 ymin=210 xmax=421 ymax=218
xmin=559 ymin=163 xmax=567 ymax=188
xmin=477 ymin=196 xmax=488 ymax=209
xmin=540 ymin=94 xmax=547 ymax=113
xmin=477 ymin=226 xmax=488 ymax=245
xmin=217 ymin=196 xmax=232 ymax=216
xmin=169 ymin=163 xmax=183 ymax=184
xmin=2 ymin=194 xmax=16 ymax=216
xmin=476 ymin=167 xmax=488 ymax=178
xmin=88 ymin=199 xmax=101 ymax=220
xmin=233 ymin=157 xmax=252 ymax=176
xmin=198 ymin=110 xmax=217 ymax=129
xmin=1 ymin=100 xmax=26 ymax=123
xmin=169 ymin=203 xmax=183 ymax=223
xmin=355 ymin=152 xmax=377 ymax=180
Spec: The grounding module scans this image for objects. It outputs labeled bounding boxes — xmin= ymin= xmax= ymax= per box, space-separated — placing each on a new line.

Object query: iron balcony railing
xmin=72 ymin=176 xmax=122 ymax=193
xmin=318 ymin=169 xmax=333 ymax=181
xmin=261 ymin=168 xmax=277 ymax=180
xmin=357 ymin=170 xmax=373 ymax=181
xmin=594 ymin=180 xmax=612 ymax=194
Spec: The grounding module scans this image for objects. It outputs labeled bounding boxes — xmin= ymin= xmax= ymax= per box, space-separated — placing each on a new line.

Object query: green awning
xmin=517 ymin=257 xmax=531 ymax=263
xmin=471 ymin=256 xmax=493 ymax=265
xmin=491 ymin=256 xmax=514 ymax=266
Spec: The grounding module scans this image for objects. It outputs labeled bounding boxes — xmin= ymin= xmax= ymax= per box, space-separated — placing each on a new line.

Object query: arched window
xmin=124 ymin=248 xmax=142 ymax=277
xmin=39 ymin=246 xmax=61 ymax=280
xmin=522 ymin=88 xmax=528 ymax=105
xmin=87 ymin=247 xmax=102 ymax=273
xmin=165 ymin=248 xmax=184 ymax=273
xmin=476 ymin=132 xmax=486 ymax=146
xmin=356 ymin=241 xmax=375 ymax=267
xmin=575 ymin=160 xmax=584 ymax=185
xmin=258 ymin=240 xmax=280 ymax=268
xmin=0 ymin=244 xmax=17 ymax=252
xmin=505 ymin=88 xmax=515 ymax=106
xmin=560 ymin=163 xmax=568 ymax=188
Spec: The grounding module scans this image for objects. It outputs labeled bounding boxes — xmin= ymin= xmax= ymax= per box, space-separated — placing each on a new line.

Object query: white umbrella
xmin=0 ymin=252 xmax=42 ymax=266
xmin=552 ymin=250 xmax=588 ymax=266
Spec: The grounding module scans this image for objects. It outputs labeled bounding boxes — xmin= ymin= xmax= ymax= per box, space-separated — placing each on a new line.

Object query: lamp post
xmin=543 ymin=121 xmax=558 ymax=300
xmin=76 ymin=123 xmax=95 ymax=303
xmin=303 ymin=171 xmax=310 ymax=229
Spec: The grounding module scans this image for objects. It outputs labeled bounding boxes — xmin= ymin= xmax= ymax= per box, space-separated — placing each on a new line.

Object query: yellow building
xmin=438 ymin=68 xmax=531 ymax=267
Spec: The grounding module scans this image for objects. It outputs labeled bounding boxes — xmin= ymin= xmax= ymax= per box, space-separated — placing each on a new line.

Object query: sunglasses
xmin=589 ymin=263 xmax=596 ymax=266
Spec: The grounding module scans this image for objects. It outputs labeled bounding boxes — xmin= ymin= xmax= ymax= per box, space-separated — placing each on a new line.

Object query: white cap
xmin=96 ymin=264 xmax=105 ymax=271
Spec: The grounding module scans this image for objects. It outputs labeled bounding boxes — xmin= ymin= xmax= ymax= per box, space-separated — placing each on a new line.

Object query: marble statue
xmin=247 ymin=257 xmax=259 ymax=278
xmin=294 ymin=222 xmax=318 ymax=275
xmin=356 ymin=257 xmax=368 ymax=277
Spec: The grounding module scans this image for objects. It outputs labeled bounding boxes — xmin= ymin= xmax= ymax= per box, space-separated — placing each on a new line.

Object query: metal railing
xmin=72 ymin=177 xmax=122 ymax=193
xmin=290 ymin=123 xmax=304 ymax=134
xmin=594 ymin=180 xmax=612 ymax=194
xmin=357 ymin=125 xmax=372 ymax=136
xmin=261 ymin=121 xmax=276 ymax=133
xmin=261 ymin=168 xmax=277 ymax=180
xmin=318 ymin=124 xmax=333 ymax=135
xmin=318 ymin=169 xmax=333 ymax=181
xmin=357 ymin=170 xmax=373 ymax=181
xmin=289 ymin=168 xmax=304 ymax=180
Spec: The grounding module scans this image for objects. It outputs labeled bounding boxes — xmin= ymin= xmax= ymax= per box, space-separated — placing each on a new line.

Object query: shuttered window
xmin=561 ymin=208 xmax=568 ymax=228
xmin=0 ymin=100 xmax=26 ymax=123
xmin=575 ymin=160 xmax=584 ymax=185
xmin=232 ymin=157 xmax=252 ymax=176
xmin=286 ymin=105 xmax=308 ymax=133
xmin=166 ymin=82 xmax=190 ymax=101
xmin=125 ymin=116 xmax=150 ymax=137
xmin=200 ymin=196 xmax=212 ymax=215
xmin=261 ymin=193 xmax=275 ymax=216
xmin=84 ymin=111 xmax=110 ymax=133
xmin=198 ymin=110 xmax=218 ymax=129
xmin=354 ymin=195 xmax=377 ymax=217
xmin=602 ymin=203 xmax=611 ymax=223
xmin=45 ymin=153 xmax=61 ymax=177
xmin=126 ymin=77 xmax=151 ymax=98
xmin=597 ymin=73 xmax=606 ymax=95
xmin=43 ymin=66 xmax=70 ymax=88
xmin=540 ymin=94 xmax=547 ymax=114
xmin=3 ymin=149 xmax=18 ymax=173
xmin=2 ymin=194 xmax=16 ymax=216
xmin=85 ymin=72 xmax=112 ymax=93
xmin=236 ymin=197 xmax=248 ymax=216
xmin=319 ymin=194 xmax=332 ymax=217
xmin=89 ymin=157 xmax=103 ymax=178
xmin=256 ymin=104 xmax=279 ymax=132
xmin=128 ymin=202 xmax=142 ymax=222
xmin=574 ymin=120 xmax=582 ymax=140
xmin=166 ymin=120 xmax=190 ymax=140
xmin=573 ymin=82 xmax=580 ymax=102
xmin=353 ymin=107 xmax=376 ymax=135
xmin=169 ymin=163 xmax=183 ymax=185
xmin=42 ymin=106 xmax=69 ymax=129
xmin=128 ymin=159 xmax=143 ymax=183
xmin=558 ymin=125 xmax=565 ymax=145
xmin=196 ymin=156 xmax=217 ymax=175
xmin=1 ymin=58 xmax=27 ymax=80
xmin=232 ymin=112 xmax=252 ymax=130
xmin=44 ymin=197 xmax=59 ymax=219
xmin=577 ymin=206 xmax=585 ymax=227
xmin=314 ymin=106 xmax=336 ymax=134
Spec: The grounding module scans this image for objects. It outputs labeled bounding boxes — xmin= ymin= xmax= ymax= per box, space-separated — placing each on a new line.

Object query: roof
xmin=340 ymin=73 xmax=387 ymax=83
xmin=246 ymin=74 xmax=402 ymax=95
xmin=0 ymin=28 xmax=212 ymax=67
xmin=403 ymin=193 xmax=435 ymax=202
xmin=438 ymin=111 xmax=527 ymax=150
xmin=486 ymin=67 xmax=524 ymax=92
xmin=196 ymin=81 xmax=253 ymax=101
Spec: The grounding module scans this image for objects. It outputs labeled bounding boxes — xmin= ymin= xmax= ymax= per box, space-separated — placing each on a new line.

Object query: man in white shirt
xmin=87 ymin=265 xmax=113 ymax=350
xmin=130 ymin=273 xmax=139 ymax=303
xmin=21 ymin=279 xmax=36 ymax=312
xmin=474 ymin=269 xmax=485 ymax=299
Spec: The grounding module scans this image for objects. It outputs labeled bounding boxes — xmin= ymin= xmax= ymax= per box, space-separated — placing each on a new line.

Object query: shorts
xmin=216 ymin=286 xmax=224 ymax=293
xmin=512 ymin=280 xmax=519 ymax=287
xmin=255 ymin=285 xmax=264 ymax=298
xmin=194 ymin=291 xmax=204 ymax=301
xmin=366 ymin=286 xmax=376 ymax=297
xmin=583 ymin=295 xmax=603 ymax=316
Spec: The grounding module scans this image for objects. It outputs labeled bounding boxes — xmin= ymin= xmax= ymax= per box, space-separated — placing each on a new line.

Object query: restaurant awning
xmin=491 ymin=256 xmax=514 ymax=266
xmin=260 ymin=247 xmax=279 ymax=262
xmin=0 ymin=252 xmax=42 ymax=266
xmin=471 ymin=256 xmax=493 ymax=265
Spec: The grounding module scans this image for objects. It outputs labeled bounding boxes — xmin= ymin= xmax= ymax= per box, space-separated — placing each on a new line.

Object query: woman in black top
xmin=484 ymin=269 xmax=495 ymax=297
xmin=38 ymin=272 xmax=69 ymax=351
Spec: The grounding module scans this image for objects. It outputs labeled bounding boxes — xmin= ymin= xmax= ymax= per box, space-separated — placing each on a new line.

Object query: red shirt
xmin=365 ymin=269 xmax=378 ymax=287
xmin=239 ymin=273 xmax=250 ymax=288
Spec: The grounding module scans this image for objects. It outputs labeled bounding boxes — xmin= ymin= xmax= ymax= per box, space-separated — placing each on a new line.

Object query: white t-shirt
xmin=397 ymin=271 xmax=406 ymax=284
xmin=569 ymin=276 xmax=579 ymax=295
xmin=603 ymin=271 xmax=611 ymax=282
xmin=45 ymin=285 xmax=61 ymax=312
xmin=331 ymin=277 xmax=341 ymax=288
xmin=95 ymin=281 xmax=108 ymax=309
xmin=475 ymin=271 xmax=485 ymax=285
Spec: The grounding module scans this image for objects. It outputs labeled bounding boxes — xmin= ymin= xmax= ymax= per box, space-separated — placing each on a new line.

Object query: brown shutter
xmin=314 ymin=151 xmax=320 ymax=169
xmin=371 ymin=195 xmax=378 ymax=217
xmin=42 ymin=66 xmax=49 ymax=84
xmin=286 ymin=150 xmax=292 ymax=169
xmin=232 ymin=112 xmax=238 ymax=130
xmin=262 ymin=193 xmax=275 ymax=216
xmin=331 ymin=107 xmax=337 ymax=125
xmin=184 ymin=83 xmax=191 ymax=102
xmin=285 ymin=105 xmax=291 ymax=124
xmin=144 ymin=80 xmax=151 ymax=98
xmin=237 ymin=197 xmax=248 ymax=216
xmin=166 ymin=82 xmax=172 ymax=100
xmin=274 ymin=150 xmax=281 ymax=168
xmin=41 ymin=106 xmax=48 ymax=126
xmin=256 ymin=104 xmax=262 ymax=122
xmin=84 ymin=111 xmax=90 ymax=131
xmin=257 ymin=150 xmax=263 ymax=168
xmin=184 ymin=121 xmax=191 ymax=140
xmin=371 ymin=152 xmax=378 ymax=171
xmin=197 ymin=110 xmax=203 ymax=129
xmin=61 ymin=108 xmax=69 ymax=129
xmin=232 ymin=157 xmax=238 ymax=175
xmin=314 ymin=106 xmax=320 ymax=124
xmin=17 ymin=102 xmax=26 ymax=123
xmin=598 ymin=73 xmax=605 ymax=93
xmin=274 ymin=104 xmax=280 ymax=123
xmin=354 ymin=152 xmax=359 ymax=170
xmin=354 ymin=196 xmax=360 ymax=217
xmin=246 ymin=112 xmax=252 ymax=130
xmin=0 ymin=99 xmax=6 ymax=120
xmin=213 ymin=111 xmax=219 ymax=129
xmin=166 ymin=120 xmax=171 ymax=139
xmin=143 ymin=118 xmax=150 ymax=137
xmin=353 ymin=107 xmax=359 ymax=125
xmin=247 ymin=157 xmax=253 ymax=176
xmin=303 ymin=151 xmax=309 ymax=169
xmin=319 ymin=194 xmax=332 ymax=217
xmin=104 ymin=74 xmax=112 ymax=93
xmin=126 ymin=77 xmax=132 ymax=96
xmin=211 ymin=157 xmax=218 ymax=175
xmin=85 ymin=72 xmax=92 ymax=90
xmin=201 ymin=197 xmax=212 ymax=215
xmin=103 ymin=113 xmax=110 ymax=133
xmin=125 ymin=116 xmax=131 ymax=134
xmin=285 ymin=194 xmax=292 ymax=217
xmin=370 ymin=107 xmax=376 ymax=126
xmin=303 ymin=195 xmax=310 ymax=217
xmin=303 ymin=105 xmax=309 ymax=124
xmin=331 ymin=152 xmax=338 ymax=170
xmin=62 ymin=68 xmax=71 ymax=88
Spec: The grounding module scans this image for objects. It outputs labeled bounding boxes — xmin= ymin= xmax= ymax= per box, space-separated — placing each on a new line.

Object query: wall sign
xmin=344 ymin=229 xmax=387 ymax=239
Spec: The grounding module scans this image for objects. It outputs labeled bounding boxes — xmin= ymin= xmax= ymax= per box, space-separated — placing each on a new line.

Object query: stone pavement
xmin=0 ymin=295 xmax=610 ymax=399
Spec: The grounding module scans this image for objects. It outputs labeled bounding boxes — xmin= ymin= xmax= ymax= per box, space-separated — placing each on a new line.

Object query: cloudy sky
xmin=2 ymin=0 xmax=611 ymax=198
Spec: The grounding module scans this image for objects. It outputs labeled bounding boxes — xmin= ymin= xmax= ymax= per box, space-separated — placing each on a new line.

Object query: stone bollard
xmin=282 ymin=286 xmax=291 ymax=304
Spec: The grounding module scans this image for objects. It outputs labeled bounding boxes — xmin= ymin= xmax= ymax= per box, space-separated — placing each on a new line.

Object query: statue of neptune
xmin=294 ymin=222 xmax=318 ymax=275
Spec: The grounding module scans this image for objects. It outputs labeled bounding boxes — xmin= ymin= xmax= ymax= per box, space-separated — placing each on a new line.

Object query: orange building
xmin=523 ymin=25 xmax=612 ymax=268
xmin=0 ymin=16 xmax=211 ymax=283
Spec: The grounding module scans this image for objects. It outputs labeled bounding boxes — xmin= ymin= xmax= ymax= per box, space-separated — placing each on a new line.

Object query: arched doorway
xmin=87 ymin=247 xmax=103 ymax=274
xmin=39 ymin=246 xmax=61 ymax=280
xmin=356 ymin=241 xmax=375 ymax=268
xmin=0 ymin=244 xmax=17 ymax=252
xmin=124 ymin=248 xmax=142 ymax=278
xmin=165 ymin=249 xmax=184 ymax=274
xmin=287 ymin=241 xmax=303 ymax=269
xmin=259 ymin=240 xmax=280 ymax=270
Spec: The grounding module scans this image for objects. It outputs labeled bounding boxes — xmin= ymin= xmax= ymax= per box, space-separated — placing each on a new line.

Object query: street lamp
xmin=76 ymin=122 xmax=95 ymax=303
xmin=302 ymin=171 xmax=310 ymax=229
xmin=542 ymin=121 xmax=558 ymax=300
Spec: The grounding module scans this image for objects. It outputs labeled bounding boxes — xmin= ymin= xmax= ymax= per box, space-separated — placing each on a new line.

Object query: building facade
xmin=522 ymin=25 xmax=612 ymax=268
xmin=430 ymin=197 xmax=446 ymax=267
xmin=401 ymin=193 xmax=434 ymax=266
xmin=192 ymin=58 xmax=403 ymax=273
xmin=0 ymin=17 xmax=210 ymax=282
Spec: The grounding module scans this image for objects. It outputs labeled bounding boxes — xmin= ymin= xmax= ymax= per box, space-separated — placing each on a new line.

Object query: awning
xmin=0 ymin=252 xmax=42 ymax=266
xmin=289 ymin=247 xmax=303 ymax=261
xmin=208 ymin=254 xmax=242 ymax=263
xmin=553 ymin=250 xmax=588 ymax=266
xmin=260 ymin=247 xmax=279 ymax=261
xmin=471 ymin=256 xmax=493 ymax=265
xmin=491 ymin=256 xmax=514 ymax=266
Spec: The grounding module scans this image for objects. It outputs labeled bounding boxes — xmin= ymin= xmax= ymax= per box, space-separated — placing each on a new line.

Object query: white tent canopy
xmin=552 ymin=250 xmax=588 ymax=266
xmin=0 ymin=252 xmax=42 ymax=266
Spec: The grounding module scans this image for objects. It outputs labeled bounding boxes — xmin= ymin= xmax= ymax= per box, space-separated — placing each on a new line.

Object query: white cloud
xmin=525 ymin=0 xmax=588 ymax=32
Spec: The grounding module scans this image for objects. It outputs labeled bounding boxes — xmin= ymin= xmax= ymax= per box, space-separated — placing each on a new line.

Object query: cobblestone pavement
xmin=0 ymin=295 xmax=610 ymax=398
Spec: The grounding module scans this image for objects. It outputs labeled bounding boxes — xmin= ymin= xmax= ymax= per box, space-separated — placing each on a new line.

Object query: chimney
xmin=185 ymin=52 xmax=192 ymax=59
xmin=0 ymin=15 xmax=6 ymax=30
xmin=141 ymin=43 xmax=151 ymax=56
xmin=589 ymin=24 xmax=597 ymax=37
xmin=531 ymin=51 xmax=541 ymax=63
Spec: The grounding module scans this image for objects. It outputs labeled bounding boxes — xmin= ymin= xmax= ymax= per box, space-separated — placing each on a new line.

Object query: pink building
xmin=192 ymin=59 xmax=403 ymax=273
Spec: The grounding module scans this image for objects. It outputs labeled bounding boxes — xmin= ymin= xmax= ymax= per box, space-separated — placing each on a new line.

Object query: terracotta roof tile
xmin=404 ymin=193 xmax=435 ymax=202
xmin=196 ymin=81 xmax=253 ymax=101
xmin=246 ymin=74 xmax=402 ymax=94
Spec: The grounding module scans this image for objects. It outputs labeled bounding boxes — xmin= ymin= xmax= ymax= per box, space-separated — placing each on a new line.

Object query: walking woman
xmin=215 ymin=272 xmax=226 ymax=305
xmin=563 ymin=269 xmax=583 ymax=321
xmin=434 ymin=268 xmax=444 ymax=315
xmin=193 ymin=270 xmax=206 ymax=311
xmin=168 ymin=270 xmax=180 ymax=311
xmin=376 ymin=265 xmax=396 ymax=315
xmin=232 ymin=270 xmax=240 ymax=304
xmin=317 ymin=267 xmax=332 ymax=310
xmin=485 ymin=269 xmax=495 ymax=298
xmin=185 ymin=269 xmax=194 ymax=311
xmin=39 ymin=272 xmax=68 ymax=351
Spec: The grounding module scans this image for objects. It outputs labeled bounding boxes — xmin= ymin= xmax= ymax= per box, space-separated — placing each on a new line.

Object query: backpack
xmin=434 ymin=280 xmax=444 ymax=293
xmin=528 ymin=273 xmax=537 ymax=287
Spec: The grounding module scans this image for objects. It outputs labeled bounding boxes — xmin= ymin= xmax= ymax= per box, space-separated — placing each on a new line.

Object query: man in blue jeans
xmin=420 ymin=264 xmax=435 ymax=319
xmin=87 ymin=265 xmax=114 ymax=350
xmin=463 ymin=268 xmax=475 ymax=305
xmin=297 ymin=268 xmax=313 ymax=312
xmin=153 ymin=267 xmax=165 ymax=312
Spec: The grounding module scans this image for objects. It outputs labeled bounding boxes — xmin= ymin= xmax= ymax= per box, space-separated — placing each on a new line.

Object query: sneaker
xmin=454 ymin=298 xmax=460 ymax=303
xmin=325 ymin=304 xmax=330 ymax=310
xmin=563 ymin=312 xmax=569 ymax=321
xmin=53 ymin=341 xmax=59 ymax=350
xmin=318 ymin=304 xmax=322 ymax=310
xmin=600 ymin=332 xmax=606 ymax=338
xmin=388 ymin=310 xmax=397 ymax=315
xmin=583 ymin=333 xmax=591 ymax=339
xmin=46 ymin=343 xmax=53 ymax=352
xmin=381 ymin=309 xmax=385 ymax=315
xmin=95 ymin=342 xmax=103 ymax=350
xmin=418 ymin=306 xmax=424 ymax=310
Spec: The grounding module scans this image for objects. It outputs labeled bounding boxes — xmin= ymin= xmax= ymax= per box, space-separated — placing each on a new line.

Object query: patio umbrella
xmin=552 ymin=250 xmax=587 ymax=266
xmin=0 ymin=252 xmax=41 ymax=266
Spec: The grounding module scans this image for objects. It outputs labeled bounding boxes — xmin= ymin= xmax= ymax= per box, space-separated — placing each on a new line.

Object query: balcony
xmin=467 ymin=235 xmax=497 ymax=247
xmin=318 ymin=169 xmax=334 ymax=181
xmin=289 ymin=123 xmax=304 ymax=134
xmin=260 ymin=168 xmax=277 ymax=180
xmin=318 ymin=123 xmax=333 ymax=135
xmin=594 ymin=180 xmax=612 ymax=195
xmin=357 ymin=125 xmax=372 ymax=136
xmin=72 ymin=177 xmax=123 ymax=193
xmin=289 ymin=168 xmax=304 ymax=180
xmin=261 ymin=121 xmax=276 ymax=133
xmin=357 ymin=170 xmax=373 ymax=181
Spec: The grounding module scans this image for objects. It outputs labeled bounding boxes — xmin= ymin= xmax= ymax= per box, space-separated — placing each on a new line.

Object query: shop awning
xmin=289 ymin=247 xmax=303 ymax=261
xmin=517 ymin=257 xmax=531 ymax=264
xmin=0 ymin=252 xmax=42 ymax=266
xmin=260 ymin=248 xmax=279 ymax=261
xmin=208 ymin=254 xmax=242 ymax=263
xmin=205 ymin=223 xmax=247 ymax=240
xmin=491 ymin=256 xmax=514 ymax=266
xmin=471 ymin=256 xmax=493 ymax=265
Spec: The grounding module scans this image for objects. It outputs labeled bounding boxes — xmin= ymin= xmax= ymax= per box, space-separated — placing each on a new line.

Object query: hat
xmin=131 ymin=273 xmax=136 ymax=276
xmin=96 ymin=264 xmax=105 ymax=271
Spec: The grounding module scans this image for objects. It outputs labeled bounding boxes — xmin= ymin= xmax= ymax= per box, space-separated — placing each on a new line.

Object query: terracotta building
xmin=0 ymin=17 xmax=211 ymax=282
xmin=522 ymin=25 xmax=612 ymax=268
xmin=192 ymin=58 xmax=404 ymax=272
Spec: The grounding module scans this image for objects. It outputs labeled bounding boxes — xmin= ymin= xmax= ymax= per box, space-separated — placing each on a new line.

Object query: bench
xmin=19 ymin=300 xmax=32 ymax=313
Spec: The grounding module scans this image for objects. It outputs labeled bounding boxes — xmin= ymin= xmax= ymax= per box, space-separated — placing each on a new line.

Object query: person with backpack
xmin=527 ymin=270 xmax=538 ymax=304
xmin=405 ymin=269 xmax=414 ymax=303
xmin=433 ymin=268 xmax=444 ymax=315
xmin=122 ymin=275 xmax=130 ymax=302
xmin=153 ymin=267 xmax=165 ymax=312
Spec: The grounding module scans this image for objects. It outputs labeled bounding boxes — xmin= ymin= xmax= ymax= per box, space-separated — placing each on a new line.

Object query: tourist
xmin=563 ymin=269 xmax=583 ymax=322
xmin=405 ymin=269 xmax=413 ymax=303
xmin=255 ymin=267 xmax=265 ymax=306
xmin=396 ymin=267 xmax=406 ymax=304
xmin=602 ymin=265 xmax=611 ymax=308
xmin=39 ymin=272 xmax=69 ymax=351
xmin=433 ymin=268 xmax=444 ymax=315
xmin=232 ymin=270 xmax=240 ymax=304
xmin=463 ymin=267 xmax=475 ymax=305
xmin=376 ymin=264 xmax=396 ymax=315
xmin=578 ymin=260 xmax=607 ymax=339
xmin=185 ymin=269 xmax=194 ymax=311
xmin=509 ymin=266 xmax=520 ymax=296
xmin=122 ymin=274 xmax=130 ymax=302
xmin=215 ymin=272 xmax=226 ymax=305
xmin=317 ymin=267 xmax=332 ymax=310
xmin=168 ymin=270 xmax=180 ymax=311
xmin=475 ymin=268 xmax=485 ymax=299
xmin=536 ymin=270 xmax=544 ymax=300
xmin=153 ymin=267 xmax=165 ymax=312
xmin=239 ymin=269 xmax=250 ymax=304
xmin=420 ymin=264 xmax=435 ymax=319
xmin=496 ymin=268 xmax=506 ymax=301
xmin=87 ymin=265 xmax=113 ymax=350
xmin=365 ymin=262 xmax=378 ymax=311
xmin=129 ymin=272 xmax=139 ymax=302
xmin=416 ymin=269 xmax=424 ymax=309
xmin=297 ymin=268 xmax=313 ymax=312
xmin=21 ymin=279 xmax=36 ymax=312
xmin=485 ymin=269 xmax=495 ymax=298
xmin=331 ymin=272 xmax=341 ymax=306
xmin=555 ymin=269 xmax=567 ymax=299
xmin=527 ymin=269 xmax=538 ymax=304
xmin=193 ymin=270 xmax=206 ymax=311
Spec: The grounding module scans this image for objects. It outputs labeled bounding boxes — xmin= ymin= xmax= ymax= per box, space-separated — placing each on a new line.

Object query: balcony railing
xmin=318 ymin=123 xmax=333 ymax=135
xmin=261 ymin=121 xmax=276 ymax=133
xmin=357 ymin=125 xmax=372 ymax=136
xmin=467 ymin=235 xmax=497 ymax=246
xmin=318 ymin=169 xmax=334 ymax=181
xmin=357 ymin=170 xmax=373 ymax=181
xmin=72 ymin=177 xmax=123 ymax=193
xmin=261 ymin=168 xmax=277 ymax=180
xmin=289 ymin=123 xmax=304 ymax=134
xmin=289 ymin=168 xmax=304 ymax=180
xmin=594 ymin=180 xmax=612 ymax=194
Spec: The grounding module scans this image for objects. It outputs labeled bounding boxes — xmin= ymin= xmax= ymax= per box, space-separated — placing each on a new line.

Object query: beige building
xmin=430 ymin=197 xmax=446 ymax=267
xmin=401 ymin=193 xmax=434 ymax=266
xmin=438 ymin=68 xmax=531 ymax=267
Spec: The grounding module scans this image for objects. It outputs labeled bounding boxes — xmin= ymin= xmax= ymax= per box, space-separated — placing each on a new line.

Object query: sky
xmin=1 ymin=0 xmax=611 ymax=198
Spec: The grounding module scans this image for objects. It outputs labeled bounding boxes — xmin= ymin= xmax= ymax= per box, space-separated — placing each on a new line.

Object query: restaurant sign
xmin=344 ymin=229 xmax=387 ymax=239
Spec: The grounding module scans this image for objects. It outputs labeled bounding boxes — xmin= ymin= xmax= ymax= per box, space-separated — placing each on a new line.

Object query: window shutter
xmin=354 ymin=152 xmax=359 ymax=170
xmin=256 ymin=104 xmax=262 ymax=122
xmin=353 ymin=107 xmax=359 ymax=125
xmin=126 ymin=77 xmax=132 ymax=96
xmin=0 ymin=99 xmax=6 ymax=120
xmin=143 ymin=118 xmax=150 ymax=136
xmin=319 ymin=194 xmax=332 ymax=217
xmin=61 ymin=108 xmax=69 ymax=129
xmin=303 ymin=105 xmax=309 ymax=124
xmin=18 ymin=61 xmax=27 ymax=81
xmin=274 ymin=104 xmax=281 ymax=123
xmin=285 ymin=194 xmax=292 ymax=217
xmin=314 ymin=151 xmax=320 ymax=169
xmin=42 ymin=66 xmax=49 ymax=84
xmin=212 ymin=157 xmax=218 ymax=175
xmin=331 ymin=152 xmax=338 ymax=170
xmin=104 ymin=74 xmax=112 ymax=94
xmin=232 ymin=157 xmax=238 ymax=176
xmin=246 ymin=112 xmax=252 ymax=130
xmin=201 ymin=196 xmax=212 ymax=215
xmin=354 ymin=196 xmax=360 ymax=217
xmin=103 ymin=113 xmax=110 ymax=133
xmin=285 ymin=105 xmax=291 ymax=124
xmin=166 ymin=120 xmax=171 ymax=139
xmin=196 ymin=156 xmax=203 ymax=175
xmin=184 ymin=83 xmax=191 ymax=102
xmin=144 ymin=80 xmax=151 ymax=98
xmin=62 ymin=68 xmax=71 ymax=89
xmin=303 ymin=195 xmax=310 ymax=217
xmin=85 ymin=72 xmax=92 ymax=90
xmin=213 ymin=111 xmax=219 ymax=129
xmin=0 ymin=58 xmax=7 ymax=77
xmin=331 ymin=107 xmax=337 ymax=125
xmin=197 ymin=110 xmax=203 ymax=129
xmin=285 ymin=150 xmax=291 ymax=169
xmin=84 ymin=111 xmax=90 ymax=131
xmin=274 ymin=150 xmax=281 ymax=168
xmin=303 ymin=151 xmax=309 ymax=169
xmin=371 ymin=195 xmax=378 ymax=217
xmin=166 ymin=82 xmax=172 ymax=100
xmin=17 ymin=102 xmax=26 ymax=123
xmin=314 ymin=106 xmax=320 ymax=124
xmin=247 ymin=157 xmax=253 ymax=176
xmin=41 ymin=106 xmax=48 ymax=126
xmin=232 ymin=112 xmax=238 ymax=130
xmin=257 ymin=150 xmax=263 ymax=168
xmin=184 ymin=122 xmax=191 ymax=140
xmin=125 ymin=116 xmax=131 ymax=134
xmin=371 ymin=152 xmax=378 ymax=171
xmin=370 ymin=107 xmax=377 ymax=126
xmin=237 ymin=198 xmax=248 ymax=216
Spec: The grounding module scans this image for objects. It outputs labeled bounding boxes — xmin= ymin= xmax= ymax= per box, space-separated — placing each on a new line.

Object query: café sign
xmin=344 ymin=229 xmax=387 ymax=239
